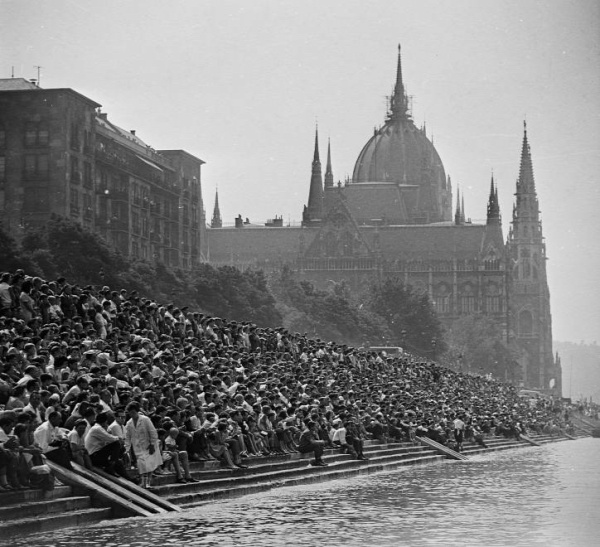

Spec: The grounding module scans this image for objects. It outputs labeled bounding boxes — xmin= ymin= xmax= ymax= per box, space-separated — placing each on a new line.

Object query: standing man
xmin=453 ymin=414 xmax=466 ymax=452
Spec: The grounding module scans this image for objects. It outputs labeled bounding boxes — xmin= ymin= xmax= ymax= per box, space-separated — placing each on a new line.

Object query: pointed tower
xmin=389 ymin=44 xmax=409 ymax=122
xmin=508 ymin=122 xmax=560 ymax=395
xmin=211 ymin=189 xmax=222 ymax=228
xmin=454 ymin=186 xmax=462 ymax=225
xmin=487 ymin=174 xmax=501 ymax=225
xmin=324 ymin=139 xmax=334 ymax=189
xmin=303 ymin=126 xmax=324 ymax=224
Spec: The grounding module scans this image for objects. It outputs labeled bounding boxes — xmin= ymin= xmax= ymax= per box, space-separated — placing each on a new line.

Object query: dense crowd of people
xmin=0 ymin=269 xmax=578 ymax=492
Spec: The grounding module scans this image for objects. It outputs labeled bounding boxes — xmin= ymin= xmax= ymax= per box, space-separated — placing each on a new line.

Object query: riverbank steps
xmin=0 ymin=431 xmax=584 ymax=541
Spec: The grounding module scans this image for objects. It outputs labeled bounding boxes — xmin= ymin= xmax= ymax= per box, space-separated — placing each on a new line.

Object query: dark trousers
xmin=90 ymin=441 xmax=129 ymax=478
xmin=299 ymin=441 xmax=324 ymax=461
xmin=45 ymin=447 xmax=73 ymax=470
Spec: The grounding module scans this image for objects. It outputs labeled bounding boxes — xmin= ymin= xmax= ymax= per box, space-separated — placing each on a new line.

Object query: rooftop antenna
xmin=34 ymin=65 xmax=42 ymax=86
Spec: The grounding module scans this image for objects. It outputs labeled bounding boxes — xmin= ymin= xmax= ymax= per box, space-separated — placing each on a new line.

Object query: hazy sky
xmin=2 ymin=0 xmax=599 ymax=344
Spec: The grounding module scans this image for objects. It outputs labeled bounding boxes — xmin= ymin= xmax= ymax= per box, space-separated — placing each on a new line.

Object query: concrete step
xmin=179 ymin=440 xmax=414 ymax=473
xmin=155 ymin=445 xmax=433 ymax=498
xmin=0 ymin=485 xmax=73 ymax=506
xmin=152 ymin=444 xmax=431 ymax=489
xmin=170 ymin=453 xmax=445 ymax=507
xmin=0 ymin=495 xmax=91 ymax=520
xmin=0 ymin=507 xmax=112 ymax=539
xmin=153 ymin=443 xmax=430 ymax=485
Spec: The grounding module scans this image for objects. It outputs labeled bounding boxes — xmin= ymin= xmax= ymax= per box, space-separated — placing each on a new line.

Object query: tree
xmin=368 ymin=277 xmax=446 ymax=358
xmin=22 ymin=216 xmax=127 ymax=286
xmin=444 ymin=313 xmax=519 ymax=381
xmin=191 ymin=264 xmax=282 ymax=326
xmin=268 ymin=267 xmax=390 ymax=346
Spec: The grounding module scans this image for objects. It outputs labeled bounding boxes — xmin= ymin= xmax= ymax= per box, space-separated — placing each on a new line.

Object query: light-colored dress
xmin=124 ymin=415 xmax=162 ymax=474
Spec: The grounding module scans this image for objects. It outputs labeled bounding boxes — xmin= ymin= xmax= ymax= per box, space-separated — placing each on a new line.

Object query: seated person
xmin=84 ymin=411 xmax=130 ymax=479
xmin=33 ymin=411 xmax=72 ymax=470
xmin=298 ymin=421 xmax=327 ymax=467
xmin=0 ymin=411 xmax=26 ymax=489
xmin=68 ymin=419 xmax=92 ymax=469
xmin=159 ymin=427 xmax=199 ymax=483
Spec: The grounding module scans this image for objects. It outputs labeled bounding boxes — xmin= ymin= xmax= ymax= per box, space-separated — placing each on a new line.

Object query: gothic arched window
xmin=519 ymin=310 xmax=533 ymax=335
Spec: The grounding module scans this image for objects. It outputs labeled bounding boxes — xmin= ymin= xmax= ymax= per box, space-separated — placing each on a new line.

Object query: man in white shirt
xmin=84 ymin=412 xmax=129 ymax=479
xmin=33 ymin=411 xmax=72 ymax=469
xmin=453 ymin=415 xmax=466 ymax=452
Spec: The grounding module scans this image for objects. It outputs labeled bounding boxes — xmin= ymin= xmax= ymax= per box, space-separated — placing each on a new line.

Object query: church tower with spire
xmin=507 ymin=123 xmax=561 ymax=394
xmin=211 ymin=189 xmax=222 ymax=228
xmin=303 ymin=126 xmax=324 ymax=225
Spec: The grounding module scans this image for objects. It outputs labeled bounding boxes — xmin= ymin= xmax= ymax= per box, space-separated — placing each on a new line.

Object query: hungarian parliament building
xmin=0 ymin=46 xmax=560 ymax=395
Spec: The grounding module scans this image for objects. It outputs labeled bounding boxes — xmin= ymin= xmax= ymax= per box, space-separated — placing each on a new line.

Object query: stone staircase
xmin=0 ymin=484 xmax=112 ymax=538
xmin=153 ymin=440 xmax=444 ymax=508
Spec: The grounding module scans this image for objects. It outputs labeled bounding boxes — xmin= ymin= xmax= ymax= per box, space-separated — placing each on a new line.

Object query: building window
xmin=519 ymin=310 xmax=533 ymax=335
xmin=70 ymin=188 xmax=80 ymax=216
xmin=0 ymin=156 xmax=5 ymax=182
xmin=71 ymin=156 xmax=80 ymax=184
xmin=460 ymin=283 xmax=476 ymax=313
xmin=83 ymin=193 xmax=93 ymax=220
xmin=0 ymin=125 xmax=5 ymax=148
xmin=70 ymin=123 xmax=80 ymax=151
xmin=132 ymin=212 xmax=140 ymax=235
xmin=24 ymin=154 xmax=49 ymax=179
xmin=83 ymin=162 xmax=92 ymax=188
xmin=434 ymin=296 xmax=450 ymax=314
xmin=24 ymin=122 xmax=48 ymax=147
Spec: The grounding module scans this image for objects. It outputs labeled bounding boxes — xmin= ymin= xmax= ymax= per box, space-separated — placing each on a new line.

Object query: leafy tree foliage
xmin=269 ymin=267 xmax=390 ymax=346
xmin=368 ymin=277 xmax=446 ymax=358
xmin=21 ymin=216 xmax=128 ymax=286
xmin=191 ymin=264 xmax=282 ymax=326
xmin=444 ymin=313 xmax=520 ymax=381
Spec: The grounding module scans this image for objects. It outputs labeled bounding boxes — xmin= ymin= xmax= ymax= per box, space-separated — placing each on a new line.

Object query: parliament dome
xmin=350 ymin=46 xmax=452 ymax=223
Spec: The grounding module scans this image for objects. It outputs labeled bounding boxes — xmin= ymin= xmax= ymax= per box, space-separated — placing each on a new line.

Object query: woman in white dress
xmin=124 ymin=401 xmax=162 ymax=488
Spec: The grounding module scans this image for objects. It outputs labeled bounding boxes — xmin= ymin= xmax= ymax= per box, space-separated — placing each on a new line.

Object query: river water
xmin=6 ymin=438 xmax=599 ymax=547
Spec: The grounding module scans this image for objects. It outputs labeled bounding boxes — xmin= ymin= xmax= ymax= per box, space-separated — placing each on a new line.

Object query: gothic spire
xmin=454 ymin=186 xmax=462 ymax=225
xmin=313 ymin=125 xmax=321 ymax=164
xmin=305 ymin=125 xmax=324 ymax=221
xmin=517 ymin=121 xmax=536 ymax=194
xmin=389 ymin=44 xmax=409 ymax=122
xmin=487 ymin=173 xmax=501 ymax=225
xmin=512 ymin=121 xmax=541 ymax=230
xmin=461 ymin=194 xmax=466 ymax=223
xmin=324 ymin=138 xmax=334 ymax=188
xmin=211 ymin=188 xmax=222 ymax=228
